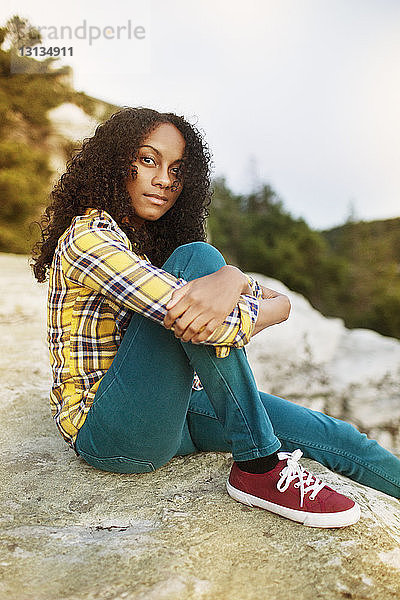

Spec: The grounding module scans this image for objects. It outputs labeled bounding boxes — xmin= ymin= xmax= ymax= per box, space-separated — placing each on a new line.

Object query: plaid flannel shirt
xmin=47 ymin=209 xmax=262 ymax=448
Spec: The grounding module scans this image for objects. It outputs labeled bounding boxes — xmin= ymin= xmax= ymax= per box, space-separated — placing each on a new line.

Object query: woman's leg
xmin=75 ymin=242 xmax=281 ymax=473
xmin=185 ymin=388 xmax=400 ymax=498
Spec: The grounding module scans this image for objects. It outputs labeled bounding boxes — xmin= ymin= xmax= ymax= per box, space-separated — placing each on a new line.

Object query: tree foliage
xmin=0 ymin=139 xmax=51 ymax=252
xmin=0 ymin=16 xmax=117 ymax=253
xmin=4 ymin=15 xmax=41 ymax=47
xmin=322 ymin=220 xmax=400 ymax=337
xmin=208 ymin=178 xmax=400 ymax=339
xmin=208 ymin=178 xmax=349 ymax=311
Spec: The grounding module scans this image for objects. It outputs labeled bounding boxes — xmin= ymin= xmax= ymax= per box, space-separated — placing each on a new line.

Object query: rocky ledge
xmin=0 ymin=253 xmax=399 ymax=600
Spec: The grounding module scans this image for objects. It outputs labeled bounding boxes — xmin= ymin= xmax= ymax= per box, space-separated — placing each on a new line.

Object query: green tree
xmin=322 ymin=219 xmax=400 ymax=338
xmin=0 ymin=140 xmax=51 ymax=252
xmin=208 ymin=178 xmax=349 ymax=313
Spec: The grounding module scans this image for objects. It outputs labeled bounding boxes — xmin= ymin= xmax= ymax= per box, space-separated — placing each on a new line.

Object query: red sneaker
xmin=227 ymin=449 xmax=361 ymax=528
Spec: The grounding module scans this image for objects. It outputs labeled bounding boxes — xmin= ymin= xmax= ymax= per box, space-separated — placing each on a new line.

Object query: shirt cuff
xmin=245 ymin=275 xmax=263 ymax=299
xmin=214 ymin=292 xmax=260 ymax=358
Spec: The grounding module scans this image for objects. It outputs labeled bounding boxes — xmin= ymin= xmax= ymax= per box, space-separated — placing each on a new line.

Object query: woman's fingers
xmin=166 ymin=299 xmax=225 ymax=343
xmin=190 ymin=318 xmax=219 ymax=343
xmin=164 ymin=287 xmax=191 ymax=328
xmin=166 ymin=284 xmax=190 ymax=310
xmin=177 ymin=314 xmax=214 ymax=342
xmin=171 ymin=307 xmax=205 ymax=341
xmin=167 ymin=302 xmax=218 ymax=343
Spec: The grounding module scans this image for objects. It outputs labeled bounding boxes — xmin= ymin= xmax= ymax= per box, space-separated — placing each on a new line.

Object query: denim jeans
xmin=75 ymin=242 xmax=400 ymax=499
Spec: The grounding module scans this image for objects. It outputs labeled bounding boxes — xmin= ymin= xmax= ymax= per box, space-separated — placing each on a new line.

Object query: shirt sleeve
xmin=60 ymin=220 xmax=259 ymax=357
xmin=245 ymin=275 xmax=263 ymax=300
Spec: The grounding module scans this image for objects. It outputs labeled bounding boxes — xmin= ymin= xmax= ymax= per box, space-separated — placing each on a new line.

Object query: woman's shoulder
xmin=67 ymin=208 xmax=125 ymax=238
xmin=57 ymin=209 xmax=132 ymax=255
xmin=76 ymin=208 xmax=118 ymax=230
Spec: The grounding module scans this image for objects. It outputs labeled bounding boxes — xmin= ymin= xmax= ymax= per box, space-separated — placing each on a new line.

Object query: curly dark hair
xmin=31 ymin=106 xmax=213 ymax=282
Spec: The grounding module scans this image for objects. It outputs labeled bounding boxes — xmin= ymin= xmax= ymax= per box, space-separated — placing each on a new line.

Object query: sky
xmin=2 ymin=0 xmax=400 ymax=230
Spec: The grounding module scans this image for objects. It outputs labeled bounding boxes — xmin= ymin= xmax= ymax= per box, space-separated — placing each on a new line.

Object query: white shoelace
xmin=276 ymin=449 xmax=326 ymax=508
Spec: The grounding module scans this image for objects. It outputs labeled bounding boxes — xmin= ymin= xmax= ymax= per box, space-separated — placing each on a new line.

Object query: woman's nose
xmin=152 ymin=166 xmax=173 ymax=188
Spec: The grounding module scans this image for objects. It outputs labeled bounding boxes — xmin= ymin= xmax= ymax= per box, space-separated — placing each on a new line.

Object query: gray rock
xmin=1 ymin=253 xmax=399 ymax=600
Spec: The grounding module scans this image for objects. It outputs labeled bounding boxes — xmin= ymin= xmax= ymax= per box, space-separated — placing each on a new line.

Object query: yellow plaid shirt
xmin=47 ymin=209 xmax=262 ymax=448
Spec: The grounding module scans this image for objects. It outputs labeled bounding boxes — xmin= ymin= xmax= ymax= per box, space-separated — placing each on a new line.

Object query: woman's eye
xmin=141 ymin=156 xmax=155 ymax=165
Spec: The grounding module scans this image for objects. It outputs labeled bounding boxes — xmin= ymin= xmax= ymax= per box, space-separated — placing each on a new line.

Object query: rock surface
xmin=0 ymin=253 xmax=399 ymax=600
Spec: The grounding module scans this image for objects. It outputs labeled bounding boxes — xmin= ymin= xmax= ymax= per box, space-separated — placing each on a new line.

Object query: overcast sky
xmin=2 ymin=0 xmax=400 ymax=230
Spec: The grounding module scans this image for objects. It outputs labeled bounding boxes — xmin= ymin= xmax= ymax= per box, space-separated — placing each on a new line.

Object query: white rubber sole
xmin=226 ymin=480 xmax=361 ymax=528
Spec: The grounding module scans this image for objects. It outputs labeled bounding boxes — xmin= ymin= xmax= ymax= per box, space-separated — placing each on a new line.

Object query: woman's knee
xmin=163 ymin=241 xmax=226 ymax=279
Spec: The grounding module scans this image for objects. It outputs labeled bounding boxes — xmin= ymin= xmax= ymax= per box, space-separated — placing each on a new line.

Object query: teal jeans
xmin=75 ymin=242 xmax=400 ymax=499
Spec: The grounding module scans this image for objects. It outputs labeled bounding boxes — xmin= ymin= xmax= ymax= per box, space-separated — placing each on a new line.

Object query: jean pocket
xmin=77 ymin=449 xmax=156 ymax=474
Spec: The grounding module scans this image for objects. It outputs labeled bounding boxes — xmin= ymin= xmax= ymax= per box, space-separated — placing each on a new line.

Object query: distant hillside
xmin=320 ymin=218 xmax=400 ymax=338
xmin=322 ymin=218 xmax=400 ymax=261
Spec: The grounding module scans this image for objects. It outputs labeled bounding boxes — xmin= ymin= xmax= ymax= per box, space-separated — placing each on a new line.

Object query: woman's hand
xmin=163 ymin=265 xmax=249 ymax=343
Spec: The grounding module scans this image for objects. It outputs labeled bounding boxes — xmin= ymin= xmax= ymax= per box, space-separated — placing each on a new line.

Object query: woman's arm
xmin=251 ymin=285 xmax=291 ymax=336
xmin=61 ymin=218 xmax=258 ymax=354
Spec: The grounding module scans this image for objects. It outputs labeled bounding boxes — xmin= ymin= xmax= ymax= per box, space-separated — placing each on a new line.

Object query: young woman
xmin=31 ymin=107 xmax=400 ymax=529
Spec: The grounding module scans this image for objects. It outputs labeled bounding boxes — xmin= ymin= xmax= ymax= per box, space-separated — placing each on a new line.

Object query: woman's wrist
xmin=252 ymin=294 xmax=291 ymax=336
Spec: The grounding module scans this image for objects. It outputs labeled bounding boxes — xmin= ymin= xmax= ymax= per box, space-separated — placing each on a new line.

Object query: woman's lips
xmin=143 ymin=194 xmax=168 ymax=206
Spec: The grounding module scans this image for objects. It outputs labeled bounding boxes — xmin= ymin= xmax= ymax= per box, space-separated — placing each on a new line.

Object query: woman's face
xmin=125 ymin=122 xmax=186 ymax=228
